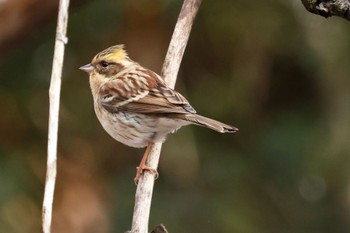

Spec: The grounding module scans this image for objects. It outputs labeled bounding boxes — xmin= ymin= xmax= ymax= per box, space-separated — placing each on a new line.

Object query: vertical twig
xmin=130 ymin=0 xmax=202 ymax=233
xmin=42 ymin=0 xmax=70 ymax=233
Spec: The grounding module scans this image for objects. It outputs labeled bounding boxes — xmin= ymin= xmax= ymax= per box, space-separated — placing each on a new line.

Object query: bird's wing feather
xmin=99 ymin=70 xmax=196 ymax=114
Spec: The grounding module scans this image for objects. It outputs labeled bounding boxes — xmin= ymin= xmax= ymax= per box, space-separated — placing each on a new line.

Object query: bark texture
xmin=301 ymin=0 xmax=350 ymax=20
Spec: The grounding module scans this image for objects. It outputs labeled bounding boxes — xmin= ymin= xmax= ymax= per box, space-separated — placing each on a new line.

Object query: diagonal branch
xmin=130 ymin=0 xmax=202 ymax=233
xmin=42 ymin=0 xmax=70 ymax=233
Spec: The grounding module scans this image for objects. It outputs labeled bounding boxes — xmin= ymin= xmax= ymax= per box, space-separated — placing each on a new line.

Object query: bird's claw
xmin=134 ymin=165 xmax=159 ymax=184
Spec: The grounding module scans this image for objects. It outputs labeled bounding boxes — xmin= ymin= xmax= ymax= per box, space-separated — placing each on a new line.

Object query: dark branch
xmin=301 ymin=0 xmax=350 ymax=20
xmin=150 ymin=224 xmax=169 ymax=233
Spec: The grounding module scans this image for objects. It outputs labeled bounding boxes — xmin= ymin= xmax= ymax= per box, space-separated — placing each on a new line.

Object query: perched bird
xmin=80 ymin=45 xmax=238 ymax=182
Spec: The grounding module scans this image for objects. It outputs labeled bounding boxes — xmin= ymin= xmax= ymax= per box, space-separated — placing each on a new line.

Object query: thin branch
xmin=130 ymin=0 xmax=202 ymax=233
xmin=301 ymin=0 xmax=350 ymax=20
xmin=42 ymin=0 xmax=70 ymax=233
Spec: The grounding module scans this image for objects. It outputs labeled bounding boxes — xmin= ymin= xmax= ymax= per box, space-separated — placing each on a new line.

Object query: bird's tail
xmin=185 ymin=114 xmax=238 ymax=133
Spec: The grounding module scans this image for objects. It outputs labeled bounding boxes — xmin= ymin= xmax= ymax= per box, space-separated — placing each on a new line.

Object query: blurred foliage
xmin=1 ymin=0 xmax=350 ymax=232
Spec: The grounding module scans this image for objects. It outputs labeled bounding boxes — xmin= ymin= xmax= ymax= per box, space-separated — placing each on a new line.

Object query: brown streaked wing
xmin=99 ymin=77 xmax=141 ymax=105
xmin=99 ymin=70 xmax=196 ymax=114
xmin=118 ymin=90 xmax=196 ymax=114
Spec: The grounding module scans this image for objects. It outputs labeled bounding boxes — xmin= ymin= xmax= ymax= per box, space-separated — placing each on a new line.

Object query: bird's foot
xmin=134 ymin=165 xmax=159 ymax=184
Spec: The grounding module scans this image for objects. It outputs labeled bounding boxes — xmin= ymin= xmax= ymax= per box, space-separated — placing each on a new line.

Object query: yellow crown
xmin=95 ymin=44 xmax=128 ymax=62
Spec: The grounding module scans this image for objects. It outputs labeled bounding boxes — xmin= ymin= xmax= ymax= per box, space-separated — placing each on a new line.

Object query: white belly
xmin=95 ymin=106 xmax=189 ymax=148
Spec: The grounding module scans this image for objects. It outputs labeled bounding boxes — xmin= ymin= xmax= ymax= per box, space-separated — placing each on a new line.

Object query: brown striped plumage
xmin=80 ymin=45 xmax=238 ymax=180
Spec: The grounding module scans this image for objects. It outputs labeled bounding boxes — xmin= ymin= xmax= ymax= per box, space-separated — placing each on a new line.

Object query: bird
xmin=79 ymin=44 xmax=238 ymax=182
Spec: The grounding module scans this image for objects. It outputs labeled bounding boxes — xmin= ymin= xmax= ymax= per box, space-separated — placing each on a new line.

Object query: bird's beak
xmin=79 ymin=63 xmax=94 ymax=73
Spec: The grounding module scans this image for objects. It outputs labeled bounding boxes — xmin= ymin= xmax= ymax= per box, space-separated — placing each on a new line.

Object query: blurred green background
xmin=1 ymin=0 xmax=350 ymax=232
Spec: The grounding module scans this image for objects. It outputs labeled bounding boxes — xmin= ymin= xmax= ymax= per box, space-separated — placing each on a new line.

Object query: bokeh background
xmin=1 ymin=0 xmax=350 ymax=232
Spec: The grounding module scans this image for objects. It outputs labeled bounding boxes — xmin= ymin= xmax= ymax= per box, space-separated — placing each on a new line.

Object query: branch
xmin=301 ymin=0 xmax=350 ymax=20
xmin=42 ymin=0 xmax=70 ymax=233
xmin=150 ymin=224 xmax=169 ymax=233
xmin=130 ymin=0 xmax=202 ymax=232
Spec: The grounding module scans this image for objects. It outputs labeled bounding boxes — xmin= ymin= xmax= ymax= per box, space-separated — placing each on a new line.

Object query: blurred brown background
xmin=1 ymin=0 xmax=350 ymax=232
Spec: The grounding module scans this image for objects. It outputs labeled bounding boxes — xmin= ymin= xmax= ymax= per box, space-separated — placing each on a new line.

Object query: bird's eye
xmin=100 ymin=61 xmax=109 ymax=68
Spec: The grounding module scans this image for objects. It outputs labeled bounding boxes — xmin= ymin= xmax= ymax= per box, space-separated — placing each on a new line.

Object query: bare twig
xmin=130 ymin=0 xmax=202 ymax=233
xmin=301 ymin=0 xmax=350 ymax=20
xmin=42 ymin=0 xmax=70 ymax=233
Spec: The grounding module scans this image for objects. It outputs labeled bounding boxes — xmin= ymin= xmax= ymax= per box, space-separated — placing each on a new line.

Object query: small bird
xmin=80 ymin=45 xmax=238 ymax=182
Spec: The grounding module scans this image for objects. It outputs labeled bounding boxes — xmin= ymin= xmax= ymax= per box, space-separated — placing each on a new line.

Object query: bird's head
xmin=79 ymin=44 xmax=133 ymax=79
